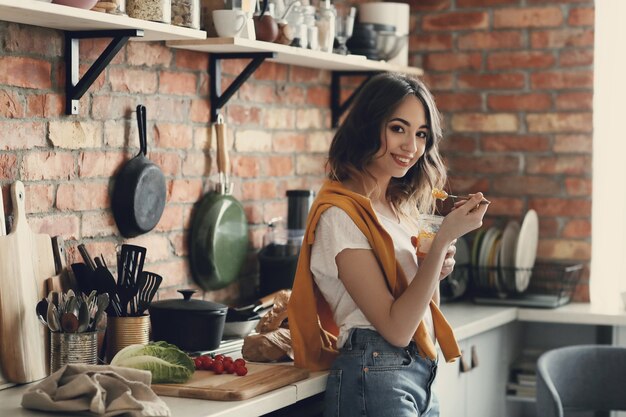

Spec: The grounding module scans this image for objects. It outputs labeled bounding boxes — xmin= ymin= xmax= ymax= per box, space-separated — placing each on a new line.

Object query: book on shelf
xmin=516 ymin=373 xmax=537 ymax=386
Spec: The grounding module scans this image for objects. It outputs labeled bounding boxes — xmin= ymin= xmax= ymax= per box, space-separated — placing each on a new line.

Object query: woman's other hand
xmin=438 ymin=193 xmax=489 ymax=244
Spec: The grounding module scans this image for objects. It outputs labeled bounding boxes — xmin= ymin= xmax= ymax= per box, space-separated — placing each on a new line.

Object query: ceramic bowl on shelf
xmin=52 ymin=0 xmax=99 ymax=9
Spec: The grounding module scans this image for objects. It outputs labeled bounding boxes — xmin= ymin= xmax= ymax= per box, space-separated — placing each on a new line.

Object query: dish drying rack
xmin=470 ymin=263 xmax=584 ymax=308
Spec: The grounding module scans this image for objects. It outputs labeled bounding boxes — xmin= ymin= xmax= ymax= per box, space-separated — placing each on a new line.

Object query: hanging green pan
xmin=189 ymin=115 xmax=248 ymax=291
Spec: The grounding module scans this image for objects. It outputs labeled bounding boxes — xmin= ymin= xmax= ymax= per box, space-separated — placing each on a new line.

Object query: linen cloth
xmin=22 ymin=364 xmax=171 ymax=416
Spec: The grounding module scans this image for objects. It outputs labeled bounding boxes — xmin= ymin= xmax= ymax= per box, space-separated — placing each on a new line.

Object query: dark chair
xmin=536 ymin=345 xmax=626 ymax=417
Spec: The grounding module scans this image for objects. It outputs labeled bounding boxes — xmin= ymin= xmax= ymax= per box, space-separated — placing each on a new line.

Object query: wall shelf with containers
xmin=166 ymin=37 xmax=423 ymax=126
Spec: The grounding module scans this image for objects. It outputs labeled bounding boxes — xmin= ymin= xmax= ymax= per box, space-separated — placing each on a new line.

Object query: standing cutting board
xmin=152 ymin=363 xmax=309 ymax=401
xmin=0 ymin=181 xmax=56 ymax=383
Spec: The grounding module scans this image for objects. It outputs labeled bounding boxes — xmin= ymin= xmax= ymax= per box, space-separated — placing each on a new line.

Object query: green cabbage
xmin=111 ymin=341 xmax=194 ymax=383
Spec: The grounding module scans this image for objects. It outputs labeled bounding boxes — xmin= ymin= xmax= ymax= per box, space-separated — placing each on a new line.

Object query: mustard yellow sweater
xmin=287 ymin=180 xmax=461 ymax=371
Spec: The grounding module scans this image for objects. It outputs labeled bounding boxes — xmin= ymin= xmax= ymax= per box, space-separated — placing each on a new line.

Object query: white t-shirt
xmin=311 ymin=206 xmax=435 ymax=348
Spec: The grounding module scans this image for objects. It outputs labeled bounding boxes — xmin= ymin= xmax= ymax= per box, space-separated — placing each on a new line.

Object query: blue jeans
xmin=323 ymin=328 xmax=439 ymax=417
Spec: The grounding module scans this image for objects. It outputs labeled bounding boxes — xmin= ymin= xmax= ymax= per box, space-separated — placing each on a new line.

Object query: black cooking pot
xmin=149 ymin=289 xmax=227 ymax=352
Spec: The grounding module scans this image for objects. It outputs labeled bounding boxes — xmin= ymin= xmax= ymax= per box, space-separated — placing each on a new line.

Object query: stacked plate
xmin=471 ymin=210 xmax=539 ymax=295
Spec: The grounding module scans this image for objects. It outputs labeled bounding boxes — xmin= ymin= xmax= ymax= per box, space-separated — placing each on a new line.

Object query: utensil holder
xmin=106 ymin=314 xmax=150 ymax=362
xmin=50 ymin=332 xmax=98 ymax=372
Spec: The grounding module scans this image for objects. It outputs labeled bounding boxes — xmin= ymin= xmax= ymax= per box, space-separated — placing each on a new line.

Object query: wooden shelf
xmin=0 ymin=0 xmax=206 ymax=42
xmin=167 ymin=37 xmax=423 ymax=74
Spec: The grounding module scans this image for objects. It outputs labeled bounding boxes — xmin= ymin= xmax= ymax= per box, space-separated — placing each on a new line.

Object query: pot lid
xmin=150 ymin=289 xmax=227 ymax=312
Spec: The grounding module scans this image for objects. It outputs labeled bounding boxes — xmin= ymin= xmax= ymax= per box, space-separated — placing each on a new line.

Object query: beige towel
xmin=21 ymin=364 xmax=171 ymax=417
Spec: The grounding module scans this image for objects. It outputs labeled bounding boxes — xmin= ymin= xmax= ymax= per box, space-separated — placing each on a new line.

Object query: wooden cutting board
xmin=152 ymin=363 xmax=309 ymax=401
xmin=0 ymin=181 xmax=56 ymax=383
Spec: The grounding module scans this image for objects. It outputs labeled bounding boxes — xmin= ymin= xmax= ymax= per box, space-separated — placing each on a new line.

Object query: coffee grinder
xmin=258 ymin=189 xmax=315 ymax=296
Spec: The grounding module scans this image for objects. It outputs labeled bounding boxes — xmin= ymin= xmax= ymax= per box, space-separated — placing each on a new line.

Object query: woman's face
xmin=368 ymin=95 xmax=429 ymax=183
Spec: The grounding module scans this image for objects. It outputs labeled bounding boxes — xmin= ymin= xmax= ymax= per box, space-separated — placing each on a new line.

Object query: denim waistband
xmin=342 ymin=328 xmax=436 ymax=364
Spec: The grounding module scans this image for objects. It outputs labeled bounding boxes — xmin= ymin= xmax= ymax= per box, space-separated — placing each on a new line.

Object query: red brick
xmin=458 ymin=73 xmax=525 ymax=89
xmin=568 ymin=7 xmax=594 ymax=26
xmin=562 ymin=219 xmax=591 ymax=238
xmin=554 ymin=134 xmax=591 ymax=153
xmin=0 ymin=57 xmax=51 ymax=89
xmin=4 ymin=23 xmax=62 ymax=57
xmin=29 ymin=215 xmax=80 ymax=239
xmin=277 ymin=85 xmax=307 ymax=106
xmin=424 ymin=52 xmax=482 ymax=72
xmin=435 ymin=93 xmax=482 ymax=111
xmin=410 ymin=34 xmax=454 ymax=52
xmin=155 ymin=205 xmax=184 ymax=232
xmin=253 ymin=62 xmax=289 ymax=82
xmin=0 ymin=121 xmax=46 ymax=150
xmin=423 ymin=12 xmax=488 ymax=31
xmin=304 ymin=85 xmax=329 ymax=107
xmin=78 ymin=151 xmax=126 ymax=178
xmin=266 ymin=156 xmax=294 ymax=177
xmin=487 ymin=51 xmax=555 ymax=70
xmin=452 ymin=113 xmax=518 ymax=132
xmin=527 ymin=113 xmax=592 ymax=133
xmin=480 ymin=197 xmax=525 ymax=217
xmin=491 ymin=176 xmax=560 ymax=196
xmin=193 ymin=126 xmax=211 ymax=150
xmin=440 ymin=135 xmax=477 ymax=153
xmin=108 ymin=68 xmax=158 ymax=94
xmin=262 ymin=107 xmax=294 ymax=129
xmin=457 ymin=0 xmax=517 ymax=6
xmin=530 ymin=198 xmax=591 ymax=217
xmin=227 ymin=105 xmax=262 ymax=126
xmin=190 ymin=98 xmax=210 ymax=123
xmin=21 ymin=152 xmax=75 ymax=180
xmin=126 ymin=42 xmax=172 ymax=67
xmin=241 ymin=180 xmax=278 ymax=201
xmin=159 ymin=71 xmax=198 ymax=95
xmin=289 ymin=66 xmax=329 ymax=83
xmin=26 ymin=93 xmax=64 ymax=118
xmin=127 ymin=235 xmax=171 ymax=262
xmin=406 ymin=0 xmax=450 ymax=12
xmin=555 ymin=92 xmax=592 ymax=110
xmin=487 ymin=93 xmax=552 ymax=111
xmin=0 ymin=154 xmax=17 ymax=180
xmin=481 ymin=135 xmax=550 ymax=152
xmin=559 ymin=49 xmax=593 ymax=67
xmin=296 ymin=108 xmax=323 ymax=130
xmin=81 ymin=212 xmax=117 ymax=238
xmin=494 ymin=7 xmax=563 ymax=28
xmin=457 ymin=31 xmax=523 ymax=50
xmin=238 ymin=83 xmax=276 ymax=104
xmin=25 ymin=184 xmax=55 ymax=214
xmin=526 ymin=155 xmax=591 ymax=175
xmin=182 ymin=152 xmax=207 ymax=177
xmin=531 ymin=71 xmax=593 ymax=89
xmin=199 ymin=72 xmax=209 ymax=96
xmin=423 ymin=74 xmax=454 ymax=90
xmin=56 ymin=183 xmax=109 ymax=211
xmin=79 ymin=38 xmax=125 ymax=64
xmin=539 ymin=217 xmax=559 ymax=238
xmin=531 ymin=29 xmax=594 ymax=48
xmin=0 ymin=90 xmax=24 ymax=118
xmin=174 ymin=49 xmax=209 ymax=71
xmin=233 ymin=155 xmax=262 ymax=178
xmin=296 ymin=155 xmax=326 ymax=175
xmin=153 ymin=123 xmax=193 ymax=149
xmin=447 ymin=155 xmax=520 ymax=174
xmin=564 ymin=178 xmax=591 ymax=196
xmin=168 ymin=179 xmax=203 ymax=203
xmin=144 ymin=96 xmax=190 ymax=122
xmin=151 ymin=152 xmax=182 ymax=177
xmin=537 ymin=239 xmax=591 ymax=261
xmin=91 ymin=95 xmax=136 ymax=120
xmin=272 ymin=132 xmax=307 ymax=153
xmin=170 ymin=232 xmax=187 ymax=257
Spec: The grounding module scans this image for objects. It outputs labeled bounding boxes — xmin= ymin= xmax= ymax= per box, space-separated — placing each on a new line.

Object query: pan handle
xmin=136 ymin=104 xmax=148 ymax=157
xmin=215 ymin=114 xmax=229 ymax=177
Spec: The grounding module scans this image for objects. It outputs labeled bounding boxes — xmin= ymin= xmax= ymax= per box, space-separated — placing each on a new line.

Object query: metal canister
xmin=106 ymin=315 xmax=150 ymax=362
xmin=50 ymin=332 xmax=98 ymax=373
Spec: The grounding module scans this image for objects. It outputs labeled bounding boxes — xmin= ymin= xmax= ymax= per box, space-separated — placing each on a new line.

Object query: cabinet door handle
xmin=470 ymin=345 xmax=479 ymax=370
xmin=459 ymin=350 xmax=471 ymax=373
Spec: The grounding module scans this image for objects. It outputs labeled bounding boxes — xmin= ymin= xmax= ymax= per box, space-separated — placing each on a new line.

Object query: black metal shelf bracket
xmin=331 ymin=71 xmax=381 ymax=128
xmin=209 ymin=52 xmax=276 ymax=123
xmin=65 ymin=29 xmax=144 ymax=115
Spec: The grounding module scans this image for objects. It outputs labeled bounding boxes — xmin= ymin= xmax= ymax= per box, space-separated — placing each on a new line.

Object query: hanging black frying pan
xmin=189 ymin=115 xmax=248 ymax=291
xmin=111 ymin=105 xmax=166 ymax=238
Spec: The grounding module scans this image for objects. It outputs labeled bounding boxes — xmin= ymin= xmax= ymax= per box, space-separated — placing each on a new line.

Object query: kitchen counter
xmin=1 ymin=301 xmax=625 ymax=417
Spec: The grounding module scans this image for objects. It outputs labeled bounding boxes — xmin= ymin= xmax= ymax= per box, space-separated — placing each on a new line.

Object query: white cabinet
xmin=436 ymin=322 xmax=523 ymax=417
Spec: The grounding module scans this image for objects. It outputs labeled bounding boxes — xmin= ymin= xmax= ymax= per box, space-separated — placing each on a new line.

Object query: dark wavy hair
xmin=327 ymin=72 xmax=447 ymax=216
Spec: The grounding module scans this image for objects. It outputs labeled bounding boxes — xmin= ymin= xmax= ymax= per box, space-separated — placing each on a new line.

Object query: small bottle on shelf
xmin=171 ymin=0 xmax=200 ymax=29
xmin=316 ymin=0 xmax=335 ymax=53
xmin=127 ymin=0 xmax=172 ymax=24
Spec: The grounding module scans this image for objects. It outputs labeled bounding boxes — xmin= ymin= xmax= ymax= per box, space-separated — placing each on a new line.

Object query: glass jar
xmin=172 ymin=0 xmax=200 ymax=29
xmin=110 ymin=0 xmax=126 ymax=15
xmin=127 ymin=0 xmax=172 ymax=24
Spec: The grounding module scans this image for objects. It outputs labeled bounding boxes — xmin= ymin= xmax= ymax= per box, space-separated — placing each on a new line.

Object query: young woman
xmin=288 ymin=73 xmax=489 ymax=417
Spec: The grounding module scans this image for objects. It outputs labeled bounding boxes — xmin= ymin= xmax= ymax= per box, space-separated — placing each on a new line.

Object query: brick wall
xmin=410 ymin=0 xmax=594 ymax=300
xmin=0 ymin=0 xmax=594 ymax=303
